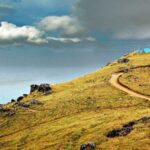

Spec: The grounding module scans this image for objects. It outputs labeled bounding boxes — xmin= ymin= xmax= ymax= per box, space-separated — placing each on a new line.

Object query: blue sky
xmin=2 ymin=0 xmax=76 ymax=25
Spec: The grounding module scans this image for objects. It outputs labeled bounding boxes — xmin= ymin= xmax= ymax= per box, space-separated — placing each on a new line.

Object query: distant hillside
xmin=0 ymin=53 xmax=150 ymax=150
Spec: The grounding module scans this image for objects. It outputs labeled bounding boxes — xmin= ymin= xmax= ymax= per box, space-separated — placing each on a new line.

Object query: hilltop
xmin=0 ymin=52 xmax=150 ymax=150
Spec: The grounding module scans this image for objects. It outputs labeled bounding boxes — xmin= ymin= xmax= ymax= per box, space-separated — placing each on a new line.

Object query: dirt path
xmin=110 ymin=73 xmax=150 ymax=101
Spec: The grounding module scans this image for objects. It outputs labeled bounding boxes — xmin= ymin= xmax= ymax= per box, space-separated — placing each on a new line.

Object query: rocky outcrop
xmin=107 ymin=116 xmax=150 ymax=138
xmin=80 ymin=143 xmax=96 ymax=150
xmin=15 ymin=100 xmax=43 ymax=108
xmin=107 ymin=125 xmax=133 ymax=138
xmin=30 ymin=84 xmax=52 ymax=95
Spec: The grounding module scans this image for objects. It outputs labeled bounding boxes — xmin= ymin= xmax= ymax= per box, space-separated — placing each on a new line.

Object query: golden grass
xmin=0 ymin=53 xmax=150 ymax=150
xmin=120 ymin=67 xmax=150 ymax=96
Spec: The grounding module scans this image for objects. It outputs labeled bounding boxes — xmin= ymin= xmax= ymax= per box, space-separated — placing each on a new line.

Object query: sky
xmin=1 ymin=0 xmax=150 ymax=46
xmin=1 ymin=0 xmax=150 ymax=103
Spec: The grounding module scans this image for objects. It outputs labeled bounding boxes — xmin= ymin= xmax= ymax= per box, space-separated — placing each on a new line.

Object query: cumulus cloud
xmin=0 ymin=22 xmax=47 ymax=44
xmin=75 ymin=0 xmax=150 ymax=40
xmin=39 ymin=16 xmax=83 ymax=35
xmin=0 ymin=21 xmax=95 ymax=46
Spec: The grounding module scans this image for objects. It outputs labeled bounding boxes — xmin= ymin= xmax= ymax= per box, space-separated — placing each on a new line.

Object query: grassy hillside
xmin=120 ymin=67 xmax=150 ymax=96
xmin=0 ymin=53 xmax=150 ymax=150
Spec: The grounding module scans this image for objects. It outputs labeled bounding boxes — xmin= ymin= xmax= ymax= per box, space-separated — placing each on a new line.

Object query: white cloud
xmin=0 ymin=20 xmax=96 ymax=46
xmin=85 ymin=37 xmax=96 ymax=42
xmin=0 ymin=21 xmax=47 ymax=44
xmin=46 ymin=37 xmax=82 ymax=43
xmin=46 ymin=36 xmax=96 ymax=43
xmin=39 ymin=16 xmax=83 ymax=35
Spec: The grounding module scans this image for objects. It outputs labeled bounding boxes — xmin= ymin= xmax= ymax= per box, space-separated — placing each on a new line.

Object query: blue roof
xmin=143 ymin=48 xmax=150 ymax=52
xmin=138 ymin=48 xmax=150 ymax=53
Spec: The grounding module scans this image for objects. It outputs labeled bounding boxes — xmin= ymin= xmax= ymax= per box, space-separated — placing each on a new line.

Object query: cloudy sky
xmin=1 ymin=0 xmax=150 ymax=47
xmin=1 ymin=0 xmax=150 ymax=103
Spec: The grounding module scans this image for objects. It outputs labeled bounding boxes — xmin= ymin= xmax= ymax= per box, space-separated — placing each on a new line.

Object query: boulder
xmin=23 ymin=94 xmax=28 ymax=97
xmin=16 ymin=102 xmax=30 ymax=108
xmin=107 ymin=126 xmax=133 ymax=138
xmin=80 ymin=143 xmax=96 ymax=150
xmin=17 ymin=96 xmax=24 ymax=102
xmin=30 ymin=84 xmax=52 ymax=94
xmin=15 ymin=100 xmax=43 ymax=108
xmin=107 ymin=116 xmax=150 ymax=138
xmin=11 ymin=99 xmax=15 ymax=103
xmin=29 ymin=100 xmax=43 ymax=105
xmin=38 ymin=84 xmax=52 ymax=93
xmin=30 ymin=84 xmax=39 ymax=93
xmin=118 ymin=58 xmax=129 ymax=63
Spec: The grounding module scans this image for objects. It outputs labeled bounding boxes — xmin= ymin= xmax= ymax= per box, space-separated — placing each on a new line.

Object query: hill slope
xmin=0 ymin=53 xmax=150 ymax=150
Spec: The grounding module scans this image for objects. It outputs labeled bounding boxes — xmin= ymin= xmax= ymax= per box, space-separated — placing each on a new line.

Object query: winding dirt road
xmin=110 ymin=73 xmax=150 ymax=101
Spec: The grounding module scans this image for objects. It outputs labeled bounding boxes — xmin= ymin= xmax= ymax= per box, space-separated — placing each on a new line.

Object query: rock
xmin=15 ymin=100 xmax=43 ymax=108
xmin=11 ymin=99 xmax=15 ymax=103
xmin=123 ymin=121 xmax=136 ymax=128
xmin=107 ymin=126 xmax=133 ymax=138
xmin=107 ymin=116 xmax=150 ymax=138
xmin=106 ymin=62 xmax=111 ymax=66
xmin=15 ymin=102 xmax=30 ymax=108
xmin=118 ymin=58 xmax=129 ymax=63
xmin=29 ymin=100 xmax=43 ymax=105
xmin=30 ymin=83 xmax=52 ymax=94
xmin=119 ymin=67 xmax=129 ymax=73
xmin=136 ymin=116 xmax=150 ymax=124
xmin=44 ymin=91 xmax=52 ymax=95
xmin=38 ymin=84 xmax=52 ymax=93
xmin=23 ymin=94 xmax=28 ymax=97
xmin=17 ymin=96 xmax=24 ymax=102
xmin=80 ymin=143 xmax=96 ymax=150
xmin=30 ymin=84 xmax=39 ymax=93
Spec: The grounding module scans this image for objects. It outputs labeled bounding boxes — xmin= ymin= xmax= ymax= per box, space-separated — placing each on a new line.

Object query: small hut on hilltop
xmin=137 ymin=48 xmax=150 ymax=53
